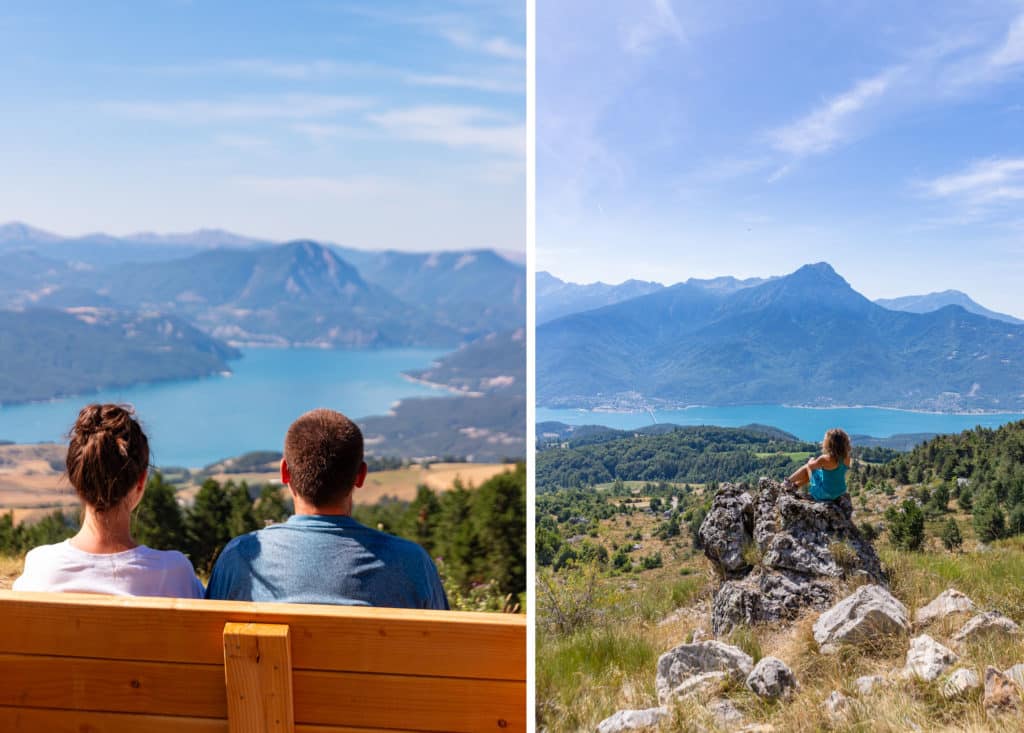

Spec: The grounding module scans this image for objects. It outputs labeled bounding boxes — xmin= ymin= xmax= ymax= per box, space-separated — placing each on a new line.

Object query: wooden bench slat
xmin=0 ymin=707 xmax=433 ymax=733
xmin=293 ymin=671 xmax=524 ymax=733
xmin=0 ymin=591 xmax=525 ymax=681
xmin=0 ymin=707 xmax=227 ymax=733
xmin=0 ymin=654 xmax=524 ymax=732
xmin=223 ymin=623 xmax=294 ymax=733
xmin=0 ymin=654 xmax=227 ymax=718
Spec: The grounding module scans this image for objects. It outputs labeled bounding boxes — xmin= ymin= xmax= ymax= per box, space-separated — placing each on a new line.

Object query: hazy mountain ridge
xmin=876 ymin=289 xmax=1024 ymax=325
xmin=536 ymin=271 xmax=664 ymax=324
xmin=0 ymin=223 xmax=525 ymax=347
xmin=538 ymin=263 xmax=1024 ymax=412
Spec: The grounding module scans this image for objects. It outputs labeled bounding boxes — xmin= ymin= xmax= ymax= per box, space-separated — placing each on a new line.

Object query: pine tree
xmin=940 ymin=518 xmax=963 ymax=552
xmin=185 ymin=479 xmax=233 ymax=572
xmin=254 ymin=485 xmax=291 ymax=525
xmin=133 ymin=472 xmax=186 ymax=550
xmin=470 ymin=464 xmax=526 ymax=596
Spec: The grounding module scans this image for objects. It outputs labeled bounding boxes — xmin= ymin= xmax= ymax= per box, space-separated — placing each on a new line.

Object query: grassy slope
xmin=537 ymin=490 xmax=1024 ymax=733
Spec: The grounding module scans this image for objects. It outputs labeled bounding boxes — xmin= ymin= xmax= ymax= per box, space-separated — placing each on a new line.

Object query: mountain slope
xmin=0 ymin=308 xmax=240 ymax=404
xmin=83 ymin=241 xmax=459 ymax=348
xmin=876 ymin=290 xmax=1024 ymax=325
xmin=336 ymin=247 xmax=525 ymax=333
xmin=538 ymin=263 xmax=1024 ymax=411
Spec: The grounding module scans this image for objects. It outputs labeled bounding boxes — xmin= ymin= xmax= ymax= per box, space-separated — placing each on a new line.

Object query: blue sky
xmin=0 ymin=1 xmax=523 ymax=252
xmin=538 ymin=1 xmax=1024 ymax=316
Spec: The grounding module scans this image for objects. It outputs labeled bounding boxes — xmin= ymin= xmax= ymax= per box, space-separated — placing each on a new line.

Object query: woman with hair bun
xmin=13 ymin=404 xmax=203 ymax=597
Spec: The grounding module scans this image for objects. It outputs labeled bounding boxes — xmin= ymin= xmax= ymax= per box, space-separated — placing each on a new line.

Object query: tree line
xmin=1 ymin=464 xmax=526 ymax=609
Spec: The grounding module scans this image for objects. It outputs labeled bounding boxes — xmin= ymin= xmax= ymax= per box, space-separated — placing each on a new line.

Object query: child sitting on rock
xmin=784 ymin=427 xmax=851 ymax=501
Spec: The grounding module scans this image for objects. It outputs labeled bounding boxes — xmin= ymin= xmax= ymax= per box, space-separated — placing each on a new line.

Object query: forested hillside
xmin=536 ymin=424 xmax=817 ymax=492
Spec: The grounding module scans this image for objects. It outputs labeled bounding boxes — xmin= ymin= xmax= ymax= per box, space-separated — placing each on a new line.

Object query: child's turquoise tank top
xmin=809 ymin=462 xmax=848 ymax=501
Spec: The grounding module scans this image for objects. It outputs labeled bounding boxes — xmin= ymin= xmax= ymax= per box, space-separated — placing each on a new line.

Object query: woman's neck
xmin=70 ymin=504 xmax=137 ymax=554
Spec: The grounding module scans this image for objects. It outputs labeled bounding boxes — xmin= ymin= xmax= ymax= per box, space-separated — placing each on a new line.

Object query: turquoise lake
xmin=536 ymin=405 xmax=1024 ymax=443
xmin=0 ymin=348 xmax=446 ymax=468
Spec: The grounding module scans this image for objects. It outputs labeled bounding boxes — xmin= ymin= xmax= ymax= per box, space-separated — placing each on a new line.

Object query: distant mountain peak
xmin=0 ymin=221 xmax=62 ymax=244
xmin=876 ymin=289 xmax=1024 ymax=325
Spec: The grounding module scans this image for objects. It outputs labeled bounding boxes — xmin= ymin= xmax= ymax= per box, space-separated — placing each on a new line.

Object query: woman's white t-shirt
xmin=12 ymin=540 xmax=204 ymax=598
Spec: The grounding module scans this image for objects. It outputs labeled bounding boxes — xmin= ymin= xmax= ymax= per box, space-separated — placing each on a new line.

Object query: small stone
xmin=903 ymin=634 xmax=958 ymax=681
xmin=813 ymin=584 xmax=910 ymax=653
xmin=823 ymin=690 xmax=850 ymax=718
xmin=737 ymin=726 xmax=775 ymax=733
xmin=952 ymin=611 xmax=1022 ymax=648
xmin=596 ymin=707 xmax=670 ymax=733
xmin=655 ymin=640 xmax=754 ymax=703
xmin=746 ymin=656 xmax=798 ymax=700
xmin=854 ymin=674 xmax=886 ymax=696
xmin=1005 ymin=663 xmax=1024 ymax=688
xmin=707 ymin=698 xmax=744 ymax=728
xmin=942 ymin=668 xmax=981 ymax=699
xmin=691 ymin=627 xmax=708 ymax=643
xmin=915 ymin=589 xmax=976 ymax=626
xmin=984 ymin=666 xmax=1021 ymax=716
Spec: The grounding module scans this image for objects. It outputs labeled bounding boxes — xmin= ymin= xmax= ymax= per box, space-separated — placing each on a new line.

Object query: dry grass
xmin=0 ymin=555 xmax=24 ymax=590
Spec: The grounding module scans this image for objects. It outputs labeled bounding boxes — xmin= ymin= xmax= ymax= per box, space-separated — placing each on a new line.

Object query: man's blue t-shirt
xmin=205 ymin=514 xmax=449 ymax=610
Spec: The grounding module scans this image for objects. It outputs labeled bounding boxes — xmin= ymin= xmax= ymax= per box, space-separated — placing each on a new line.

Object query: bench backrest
xmin=0 ymin=591 xmax=526 ymax=733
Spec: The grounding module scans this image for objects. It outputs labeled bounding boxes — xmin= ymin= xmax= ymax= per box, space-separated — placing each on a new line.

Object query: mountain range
xmin=537 ymin=262 xmax=1024 ymax=412
xmin=0 ymin=222 xmax=525 ymax=348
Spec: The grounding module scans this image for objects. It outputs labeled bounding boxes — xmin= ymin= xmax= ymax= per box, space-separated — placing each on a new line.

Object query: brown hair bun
xmin=66 ymin=403 xmax=150 ymax=511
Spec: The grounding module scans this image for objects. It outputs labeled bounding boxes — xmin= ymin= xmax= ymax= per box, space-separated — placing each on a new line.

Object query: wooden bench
xmin=0 ymin=590 xmax=526 ymax=733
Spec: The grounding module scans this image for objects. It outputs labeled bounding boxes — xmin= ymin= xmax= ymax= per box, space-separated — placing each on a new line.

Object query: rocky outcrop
xmin=700 ymin=480 xmax=885 ymax=634
xmin=813 ymin=584 xmax=910 ymax=654
xmin=655 ymin=640 xmax=753 ymax=703
xmin=915 ymin=589 xmax=976 ymax=627
xmin=596 ymin=707 xmax=670 ymax=733
xmin=746 ymin=656 xmax=798 ymax=700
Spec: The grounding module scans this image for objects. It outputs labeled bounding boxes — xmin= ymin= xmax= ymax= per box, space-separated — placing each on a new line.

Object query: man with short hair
xmin=205 ymin=408 xmax=449 ymax=609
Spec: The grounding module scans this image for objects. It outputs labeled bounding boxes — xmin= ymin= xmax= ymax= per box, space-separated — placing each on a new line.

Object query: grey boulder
xmin=745 ymin=656 xmax=798 ymax=700
xmin=596 ymin=707 xmax=670 ymax=733
xmin=952 ymin=611 xmax=1022 ymax=648
xmin=813 ymin=584 xmax=910 ymax=654
xmin=914 ymin=589 xmax=976 ymax=627
xmin=903 ymin=634 xmax=958 ymax=681
xmin=655 ymin=640 xmax=753 ymax=704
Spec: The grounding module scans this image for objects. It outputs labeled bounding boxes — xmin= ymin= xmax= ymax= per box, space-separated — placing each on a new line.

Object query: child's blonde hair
xmin=823 ymin=428 xmax=851 ymax=464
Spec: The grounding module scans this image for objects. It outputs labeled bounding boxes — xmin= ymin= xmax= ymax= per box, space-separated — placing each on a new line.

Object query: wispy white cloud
xmin=404 ymin=72 xmax=523 ymax=94
xmin=102 ymin=94 xmax=369 ymax=123
xmin=987 ymin=13 xmax=1024 ymax=69
xmin=154 ymin=58 xmax=365 ymax=80
xmin=369 ymin=105 xmax=524 ymax=156
xmin=768 ymin=69 xmax=898 ymax=157
xmin=920 ymin=157 xmax=1024 ymax=204
xmin=234 ymin=175 xmax=395 ymax=199
xmin=214 ymin=134 xmax=271 ymax=150
xmin=439 ymin=28 xmax=525 ymax=60
xmin=622 ymin=0 xmax=686 ymax=55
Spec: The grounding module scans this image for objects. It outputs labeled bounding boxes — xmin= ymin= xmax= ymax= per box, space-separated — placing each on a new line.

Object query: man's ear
xmin=354 ymin=461 xmax=368 ymax=488
xmin=280 ymin=458 xmax=291 ymax=486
